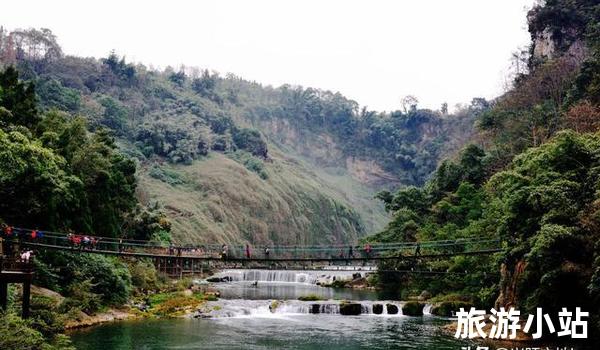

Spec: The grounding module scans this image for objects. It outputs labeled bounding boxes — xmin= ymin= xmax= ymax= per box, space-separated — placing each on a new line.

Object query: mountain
xmin=0 ymin=28 xmax=476 ymax=244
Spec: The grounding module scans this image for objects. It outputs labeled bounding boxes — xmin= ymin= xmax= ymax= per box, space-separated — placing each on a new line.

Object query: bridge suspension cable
xmin=2 ymin=225 xmax=503 ymax=262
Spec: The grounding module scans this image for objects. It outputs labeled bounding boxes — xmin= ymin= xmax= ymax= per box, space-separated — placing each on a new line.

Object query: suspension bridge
xmin=1 ymin=226 xmax=503 ymax=317
xmin=2 ymin=226 xmax=503 ymax=275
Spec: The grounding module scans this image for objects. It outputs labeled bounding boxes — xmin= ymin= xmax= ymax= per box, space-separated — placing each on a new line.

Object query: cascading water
xmin=199 ymin=300 xmax=405 ymax=318
xmin=210 ymin=269 xmax=360 ymax=285
xmin=423 ymin=304 xmax=433 ymax=315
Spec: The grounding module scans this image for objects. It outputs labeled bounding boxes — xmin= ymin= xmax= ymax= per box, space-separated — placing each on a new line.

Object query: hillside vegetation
xmin=0 ymin=27 xmax=476 ymax=243
xmin=370 ymin=0 xmax=600 ymax=336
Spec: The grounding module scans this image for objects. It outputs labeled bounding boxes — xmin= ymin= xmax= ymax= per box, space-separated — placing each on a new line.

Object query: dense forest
xmin=370 ymin=0 xmax=600 ymax=336
xmin=0 ymin=65 xmax=169 ymax=348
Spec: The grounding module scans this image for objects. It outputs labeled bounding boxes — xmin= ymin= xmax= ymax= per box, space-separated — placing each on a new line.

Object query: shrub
xmin=298 ymin=294 xmax=323 ymax=301
xmin=37 ymin=252 xmax=132 ymax=306
xmin=232 ymin=128 xmax=268 ymax=158
xmin=61 ymin=280 xmax=102 ymax=314
xmin=431 ymin=301 xmax=473 ymax=317
xmin=0 ymin=312 xmax=75 ymax=350
xmin=229 ymin=151 xmax=268 ymax=179
xmin=148 ymin=165 xmax=185 ymax=185
xmin=130 ymin=260 xmax=162 ymax=293
xmin=29 ymin=295 xmax=67 ymax=338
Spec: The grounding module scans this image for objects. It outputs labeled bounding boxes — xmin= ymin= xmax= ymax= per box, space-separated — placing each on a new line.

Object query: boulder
xmin=339 ymin=302 xmax=362 ymax=315
xmin=206 ymin=276 xmax=231 ymax=283
xmin=309 ymin=304 xmax=321 ymax=314
xmin=372 ymin=304 xmax=384 ymax=315
xmin=402 ymin=301 xmax=424 ymax=316
xmin=269 ymin=300 xmax=281 ymax=313
xmin=346 ymin=277 xmax=368 ymax=289
xmin=386 ymin=304 xmax=399 ymax=315
xmin=431 ymin=301 xmax=473 ymax=317
xmin=418 ymin=290 xmax=432 ymax=301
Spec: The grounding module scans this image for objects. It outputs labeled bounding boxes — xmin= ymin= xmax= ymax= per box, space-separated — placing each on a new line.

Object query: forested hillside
xmin=370 ymin=0 xmax=600 ymax=335
xmin=0 ymin=27 xmax=476 ymax=244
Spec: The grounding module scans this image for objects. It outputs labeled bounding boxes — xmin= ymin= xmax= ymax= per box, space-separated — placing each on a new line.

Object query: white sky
xmin=1 ymin=0 xmax=534 ymax=112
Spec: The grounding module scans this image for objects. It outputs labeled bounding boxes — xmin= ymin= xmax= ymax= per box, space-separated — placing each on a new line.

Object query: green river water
xmin=68 ymin=269 xmax=581 ymax=349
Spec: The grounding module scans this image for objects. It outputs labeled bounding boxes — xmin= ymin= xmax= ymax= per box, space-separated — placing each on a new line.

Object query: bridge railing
xmin=3 ymin=226 xmax=502 ymax=261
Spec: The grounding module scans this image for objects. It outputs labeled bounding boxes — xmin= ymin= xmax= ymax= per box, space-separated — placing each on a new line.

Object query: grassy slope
xmin=137 ymin=146 xmax=374 ymax=245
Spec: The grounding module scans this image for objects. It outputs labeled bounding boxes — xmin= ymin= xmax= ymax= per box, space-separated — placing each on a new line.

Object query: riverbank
xmin=31 ymin=280 xmax=221 ymax=330
xmin=65 ymin=308 xmax=136 ymax=329
xmin=30 ymin=285 xmax=136 ymax=329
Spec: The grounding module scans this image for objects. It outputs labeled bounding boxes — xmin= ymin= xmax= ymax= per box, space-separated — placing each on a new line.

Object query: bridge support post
xmin=178 ymin=258 xmax=182 ymax=279
xmin=22 ymin=280 xmax=31 ymax=319
xmin=0 ymin=282 xmax=7 ymax=311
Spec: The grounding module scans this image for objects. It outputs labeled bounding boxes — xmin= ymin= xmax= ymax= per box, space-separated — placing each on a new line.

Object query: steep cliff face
xmin=527 ymin=0 xmax=593 ymax=63
xmin=345 ymin=157 xmax=401 ymax=187
xmin=531 ymin=26 xmax=588 ymax=62
xmin=532 ymin=28 xmax=558 ymax=60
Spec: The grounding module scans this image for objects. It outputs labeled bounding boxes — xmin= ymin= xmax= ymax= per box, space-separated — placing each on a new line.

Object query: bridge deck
xmin=22 ymin=241 xmax=501 ymax=262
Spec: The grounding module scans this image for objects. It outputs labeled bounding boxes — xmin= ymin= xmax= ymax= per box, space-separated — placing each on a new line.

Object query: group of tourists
xmin=219 ymin=243 xmax=380 ymax=260
xmin=67 ymin=233 xmax=101 ymax=250
xmin=220 ymin=244 xmax=270 ymax=260
xmin=1 ymin=225 xmax=41 ymax=264
xmin=166 ymin=245 xmax=209 ymax=257
xmin=0 ymin=224 xmax=424 ymax=262
xmin=20 ymin=249 xmax=34 ymax=263
xmin=1 ymin=225 xmax=44 ymax=241
xmin=337 ymin=244 xmax=373 ymax=259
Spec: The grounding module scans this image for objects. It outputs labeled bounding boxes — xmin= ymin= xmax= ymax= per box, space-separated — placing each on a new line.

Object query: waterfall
xmin=201 ymin=300 xmax=405 ymax=318
xmin=423 ymin=304 xmax=433 ymax=315
xmin=210 ymin=269 xmax=358 ymax=284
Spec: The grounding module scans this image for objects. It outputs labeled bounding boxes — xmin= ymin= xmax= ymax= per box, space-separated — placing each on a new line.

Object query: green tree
xmin=0 ymin=66 xmax=39 ymax=128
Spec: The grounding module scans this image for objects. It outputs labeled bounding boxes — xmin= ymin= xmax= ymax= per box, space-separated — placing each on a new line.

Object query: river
xmin=70 ymin=269 xmax=476 ymax=349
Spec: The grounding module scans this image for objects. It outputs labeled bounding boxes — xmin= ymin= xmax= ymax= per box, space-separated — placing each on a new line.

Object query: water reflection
xmin=215 ymin=281 xmax=383 ymax=300
xmin=71 ymin=316 xmax=472 ymax=350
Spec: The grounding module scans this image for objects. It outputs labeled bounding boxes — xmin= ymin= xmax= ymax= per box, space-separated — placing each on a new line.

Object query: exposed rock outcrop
xmin=401 ymin=301 xmax=424 ymax=316
xmin=495 ymin=260 xmax=527 ymax=310
xmin=385 ymin=303 xmax=399 ymax=315
xmin=339 ymin=302 xmax=362 ymax=315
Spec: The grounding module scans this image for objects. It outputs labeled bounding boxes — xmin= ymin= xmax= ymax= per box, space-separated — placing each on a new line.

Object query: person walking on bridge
xmin=245 ymin=244 xmax=251 ymax=259
xmin=348 ymin=245 xmax=354 ymax=258
xmin=221 ymin=244 xmax=228 ymax=260
xmin=415 ymin=243 xmax=421 ymax=257
xmin=364 ymin=243 xmax=372 ymax=258
xmin=20 ymin=250 xmax=33 ymax=263
xmin=264 ymin=247 xmax=270 ymax=259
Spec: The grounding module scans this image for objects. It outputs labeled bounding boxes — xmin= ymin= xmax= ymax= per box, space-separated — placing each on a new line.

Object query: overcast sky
xmin=1 ymin=0 xmax=534 ymax=112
